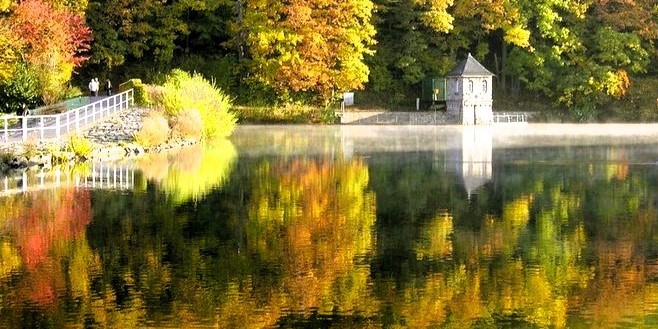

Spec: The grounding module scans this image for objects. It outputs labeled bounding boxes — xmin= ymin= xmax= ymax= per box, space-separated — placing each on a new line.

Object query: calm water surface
xmin=2 ymin=124 xmax=658 ymax=328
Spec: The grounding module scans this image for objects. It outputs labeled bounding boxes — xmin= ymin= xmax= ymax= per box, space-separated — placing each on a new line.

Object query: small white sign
xmin=343 ymin=92 xmax=354 ymax=106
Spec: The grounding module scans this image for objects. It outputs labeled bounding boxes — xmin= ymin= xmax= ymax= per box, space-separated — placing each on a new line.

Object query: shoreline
xmin=0 ymin=107 xmax=200 ymax=173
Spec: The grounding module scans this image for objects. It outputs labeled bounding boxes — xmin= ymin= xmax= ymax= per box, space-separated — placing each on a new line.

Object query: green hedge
xmin=119 ymin=79 xmax=150 ymax=106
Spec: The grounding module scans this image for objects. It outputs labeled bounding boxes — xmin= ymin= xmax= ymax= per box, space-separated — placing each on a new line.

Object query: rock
xmin=83 ymin=107 xmax=150 ymax=145
xmin=124 ymin=144 xmax=145 ymax=156
xmin=26 ymin=154 xmax=51 ymax=167
xmin=90 ymin=146 xmax=128 ymax=161
xmin=10 ymin=156 xmax=27 ymax=168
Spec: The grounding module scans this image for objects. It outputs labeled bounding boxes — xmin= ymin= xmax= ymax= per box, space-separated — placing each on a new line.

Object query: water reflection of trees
xmin=369 ymin=147 xmax=658 ymax=328
xmin=2 ymin=144 xmax=658 ymax=327
xmin=0 ymin=188 xmax=94 ymax=327
xmin=136 ymin=139 xmax=237 ymax=204
xmin=84 ymin=156 xmax=378 ymax=327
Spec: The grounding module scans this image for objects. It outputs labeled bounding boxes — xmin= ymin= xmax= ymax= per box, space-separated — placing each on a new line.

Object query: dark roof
xmin=446 ymin=53 xmax=494 ymax=77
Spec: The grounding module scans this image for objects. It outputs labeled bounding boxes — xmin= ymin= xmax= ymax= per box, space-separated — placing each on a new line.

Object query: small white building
xmin=446 ymin=54 xmax=494 ymax=125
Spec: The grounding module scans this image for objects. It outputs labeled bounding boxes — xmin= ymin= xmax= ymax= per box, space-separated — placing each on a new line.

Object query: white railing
xmin=0 ymin=89 xmax=134 ymax=142
xmin=493 ymin=113 xmax=528 ymax=124
xmin=0 ymin=162 xmax=136 ymax=196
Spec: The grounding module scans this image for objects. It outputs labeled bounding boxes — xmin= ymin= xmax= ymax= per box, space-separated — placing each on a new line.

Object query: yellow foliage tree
xmin=240 ymin=0 xmax=376 ymax=102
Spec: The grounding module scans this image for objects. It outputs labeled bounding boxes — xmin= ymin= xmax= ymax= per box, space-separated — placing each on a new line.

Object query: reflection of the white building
xmin=337 ymin=125 xmax=493 ymax=197
xmin=453 ymin=126 xmax=492 ymax=198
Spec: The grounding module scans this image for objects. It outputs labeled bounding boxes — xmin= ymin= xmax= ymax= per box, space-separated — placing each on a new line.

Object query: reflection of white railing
xmin=0 ymin=89 xmax=134 ymax=142
xmin=493 ymin=113 xmax=528 ymax=124
xmin=0 ymin=162 xmax=135 ymax=196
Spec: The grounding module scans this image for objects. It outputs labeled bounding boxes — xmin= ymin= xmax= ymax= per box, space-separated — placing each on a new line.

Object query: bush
xmin=133 ymin=112 xmax=170 ymax=147
xmin=145 ymin=85 xmax=166 ymax=111
xmin=0 ymin=62 xmax=41 ymax=114
xmin=157 ymin=69 xmax=236 ymax=139
xmin=119 ymin=78 xmax=151 ymax=106
xmin=66 ymin=133 xmax=95 ymax=159
xmin=170 ymin=108 xmax=204 ymax=140
xmin=22 ymin=134 xmax=39 ymax=158
xmin=234 ymin=104 xmax=338 ymax=124
xmin=62 ymin=86 xmax=83 ymax=100
xmin=0 ymin=151 xmax=13 ymax=166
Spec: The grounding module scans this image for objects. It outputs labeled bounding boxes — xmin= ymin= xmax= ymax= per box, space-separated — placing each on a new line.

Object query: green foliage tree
xmin=85 ymin=0 xmax=186 ymax=69
xmin=76 ymin=0 xmax=658 ymax=118
xmin=0 ymin=62 xmax=41 ymax=114
xmin=495 ymin=0 xmax=651 ymax=119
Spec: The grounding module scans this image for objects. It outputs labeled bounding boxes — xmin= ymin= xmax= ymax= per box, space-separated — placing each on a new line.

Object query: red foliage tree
xmin=10 ymin=0 xmax=92 ymax=67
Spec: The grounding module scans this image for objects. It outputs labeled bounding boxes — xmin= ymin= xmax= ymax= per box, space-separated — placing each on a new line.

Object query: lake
xmin=2 ymin=124 xmax=658 ymax=328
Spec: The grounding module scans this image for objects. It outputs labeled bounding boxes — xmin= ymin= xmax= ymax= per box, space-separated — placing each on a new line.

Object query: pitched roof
xmin=446 ymin=53 xmax=494 ymax=77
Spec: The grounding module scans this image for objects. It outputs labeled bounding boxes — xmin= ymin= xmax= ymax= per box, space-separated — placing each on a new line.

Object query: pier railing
xmin=0 ymin=89 xmax=134 ymax=142
xmin=492 ymin=113 xmax=529 ymax=124
xmin=0 ymin=162 xmax=136 ymax=196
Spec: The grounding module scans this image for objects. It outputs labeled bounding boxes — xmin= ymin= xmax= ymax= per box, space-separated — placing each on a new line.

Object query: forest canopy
xmin=1 ymin=0 xmax=657 ymax=119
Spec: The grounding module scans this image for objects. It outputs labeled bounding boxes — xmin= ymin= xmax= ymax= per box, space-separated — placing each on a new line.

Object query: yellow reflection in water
xmin=214 ymin=157 xmax=379 ymax=326
xmin=137 ymin=139 xmax=237 ymax=203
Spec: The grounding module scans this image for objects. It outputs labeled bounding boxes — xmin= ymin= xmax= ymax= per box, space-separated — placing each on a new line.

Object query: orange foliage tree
xmin=5 ymin=0 xmax=92 ymax=104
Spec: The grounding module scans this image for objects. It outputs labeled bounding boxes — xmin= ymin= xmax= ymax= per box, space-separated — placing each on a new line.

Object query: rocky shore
xmin=0 ymin=107 xmax=199 ymax=171
xmin=84 ymin=106 xmax=150 ymax=144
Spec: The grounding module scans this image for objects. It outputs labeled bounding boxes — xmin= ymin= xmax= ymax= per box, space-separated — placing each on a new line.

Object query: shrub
xmin=0 ymin=62 xmax=41 ymax=114
xmin=22 ymin=134 xmax=39 ymax=158
xmin=145 ymin=85 xmax=166 ymax=111
xmin=234 ymin=104 xmax=338 ymax=124
xmin=119 ymin=78 xmax=151 ymax=106
xmin=170 ymin=108 xmax=203 ymax=140
xmin=157 ymin=70 xmax=236 ymax=139
xmin=66 ymin=133 xmax=94 ymax=159
xmin=133 ymin=112 xmax=170 ymax=148
xmin=0 ymin=151 xmax=14 ymax=165
xmin=62 ymin=86 xmax=83 ymax=100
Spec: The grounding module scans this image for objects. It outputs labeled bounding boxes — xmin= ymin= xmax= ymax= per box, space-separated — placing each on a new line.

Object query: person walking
xmin=92 ymin=78 xmax=99 ymax=97
xmin=88 ymin=78 xmax=95 ymax=97
xmin=105 ymin=79 xmax=112 ymax=96
xmin=16 ymin=104 xmax=27 ymax=126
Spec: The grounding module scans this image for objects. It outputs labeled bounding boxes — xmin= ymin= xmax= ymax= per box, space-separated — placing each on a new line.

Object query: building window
xmin=468 ymin=79 xmax=474 ymax=93
xmin=482 ymin=79 xmax=488 ymax=93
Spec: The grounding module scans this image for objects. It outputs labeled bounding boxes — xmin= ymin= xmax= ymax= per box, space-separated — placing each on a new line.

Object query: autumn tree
xmin=479 ymin=0 xmax=651 ymax=120
xmin=2 ymin=0 xmax=92 ymax=105
xmin=0 ymin=1 xmax=19 ymax=82
xmin=237 ymin=0 xmax=376 ymax=102
xmin=368 ymin=0 xmax=529 ymax=95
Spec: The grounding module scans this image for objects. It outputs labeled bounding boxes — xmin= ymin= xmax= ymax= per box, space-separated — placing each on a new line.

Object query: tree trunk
xmin=501 ymin=41 xmax=507 ymax=92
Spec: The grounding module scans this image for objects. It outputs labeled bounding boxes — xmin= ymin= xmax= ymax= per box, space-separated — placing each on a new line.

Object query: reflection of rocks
xmin=9 ymin=154 xmax=52 ymax=170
